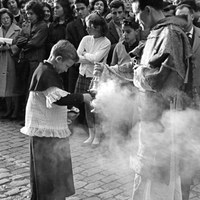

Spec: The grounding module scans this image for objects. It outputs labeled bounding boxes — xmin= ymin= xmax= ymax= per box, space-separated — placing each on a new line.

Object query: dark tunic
xmin=28 ymin=61 xmax=84 ymax=200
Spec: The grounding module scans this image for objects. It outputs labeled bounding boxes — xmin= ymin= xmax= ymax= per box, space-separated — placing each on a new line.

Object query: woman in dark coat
xmin=46 ymin=0 xmax=74 ymax=55
xmin=16 ymin=0 xmax=48 ymax=94
xmin=46 ymin=0 xmax=74 ymax=90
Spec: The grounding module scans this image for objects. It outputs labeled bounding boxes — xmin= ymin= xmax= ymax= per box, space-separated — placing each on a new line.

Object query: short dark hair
xmin=0 ymin=8 xmax=14 ymax=23
xmin=122 ymin=17 xmax=139 ymax=30
xmin=176 ymin=0 xmax=197 ymax=12
xmin=176 ymin=4 xmax=194 ymax=14
xmin=19 ymin=0 xmax=27 ymax=9
xmin=86 ymin=11 xmax=108 ymax=36
xmin=50 ymin=40 xmax=79 ymax=62
xmin=2 ymin=0 xmax=20 ymax=9
xmin=25 ymin=0 xmax=44 ymax=21
xmin=75 ymin=0 xmax=89 ymax=7
xmin=109 ymin=0 xmax=125 ymax=10
xmin=90 ymin=0 xmax=109 ymax=16
xmin=163 ymin=1 xmax=176 ymax=12
xmin=132 ymin=0 xmax=163 ymax=11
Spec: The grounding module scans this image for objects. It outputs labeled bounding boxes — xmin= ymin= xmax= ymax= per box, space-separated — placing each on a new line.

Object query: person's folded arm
xmin=24 ymin=24 xmax=48 ymax=50
xmin=84 ymin=43 xmax=111 ymax=63
xmin=78 ymin=55 xmax=93 ymax=64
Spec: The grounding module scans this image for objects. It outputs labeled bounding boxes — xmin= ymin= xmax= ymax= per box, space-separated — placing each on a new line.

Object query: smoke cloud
xmin=92 ymin=78 xmax=200 ymax=184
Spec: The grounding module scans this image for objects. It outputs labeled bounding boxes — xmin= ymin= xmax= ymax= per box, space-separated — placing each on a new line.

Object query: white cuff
xmin=44 ymin=87 xmax=69 ymax=108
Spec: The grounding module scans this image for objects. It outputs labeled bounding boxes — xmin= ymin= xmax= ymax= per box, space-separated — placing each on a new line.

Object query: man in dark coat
xmin=65 ymin=0 xmax=90 ymax=93
xmin=106 ymin=0 xmax=125 ymax=65
xmin=65 ymin=0 xmax=90 ymax=126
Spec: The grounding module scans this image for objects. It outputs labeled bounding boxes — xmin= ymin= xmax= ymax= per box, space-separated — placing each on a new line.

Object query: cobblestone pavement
xmin=0 ymin=119 xmax=200 ymax=200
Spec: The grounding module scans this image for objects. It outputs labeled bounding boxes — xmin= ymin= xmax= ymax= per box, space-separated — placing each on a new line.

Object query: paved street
xmin=0 ymin=119 xmax=200 ymax=200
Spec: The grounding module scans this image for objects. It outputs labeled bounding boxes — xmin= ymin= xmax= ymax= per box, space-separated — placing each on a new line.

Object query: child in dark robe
xmin=21 ymin=40 xmax=92 ymax=200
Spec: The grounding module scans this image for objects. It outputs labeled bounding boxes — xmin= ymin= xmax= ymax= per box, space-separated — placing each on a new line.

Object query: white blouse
xmin=77 ymin=35 xmax=111 ymax=78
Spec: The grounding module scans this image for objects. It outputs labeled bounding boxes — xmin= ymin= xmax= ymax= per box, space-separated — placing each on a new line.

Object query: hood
xmin=152 ymin=16 xmax=188 ymax=32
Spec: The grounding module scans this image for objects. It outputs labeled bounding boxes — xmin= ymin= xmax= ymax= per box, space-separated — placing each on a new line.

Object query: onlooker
xmin=46 ymin=0 xmax=74 ymax=90
xmin=176 ymin=0 xmax=200 ymax=101
xmin=124 ymin=2 xmax=132 ymax=19
xmin=111 ymin=17 xmax=139 ymax=66
xmin=193 ymin=2 xmax=200 ymax=27
xmin=66 ymin=0 xmax=89 ymax=49
xmin=45 ymin=0 xmax=54 ymax=8
xmin=2 ymin=0 xmax=24 ymax=27
xmin=21 ymin=39 xmax=92 ymax=200
xmin=42 ymin=2 xmax=53 ymax=27
xmin=90 ymin=0 xmax=109 ymax=17
xmin=65 ymin=0 xmax=90 ymax=93
xmin=46 ymin=0 xmax=74 ymax=55
xmin=162 ymin=1 xmax=176 ymax=17
xmin=130 ymin=0 xmax=193 ymax=199
xmin=19 ymin=0 xmax=28 ymax=22
xmin=176 ymin=2 xmax=200 ymax=199
xmin=0 ymin=8 xmax=21 ymax=119
xmin=16 ymin=0 xmax=48 ymax=93
xmin=15 ymin=0 xmax=48 ymax=120
xmin=75 ymin=12 xmax=111 ymax=146
xmin=106 ymin=0 xmax=125 ymax=65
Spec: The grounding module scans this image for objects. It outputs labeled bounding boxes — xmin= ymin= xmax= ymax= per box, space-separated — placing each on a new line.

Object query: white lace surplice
xmin=21 ymin=87 xmax=71 ymax=138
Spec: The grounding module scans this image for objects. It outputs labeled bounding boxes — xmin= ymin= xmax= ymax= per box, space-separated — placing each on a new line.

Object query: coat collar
xmin=0 ymin=23 xmax=20 ymax=38
xmin=74 ymin=18 xmax=87 ymax=36
xmin=193 ymin=26 xmax=200 ymax=53
xmin=108 ymin=20 xmax=119 ymax=41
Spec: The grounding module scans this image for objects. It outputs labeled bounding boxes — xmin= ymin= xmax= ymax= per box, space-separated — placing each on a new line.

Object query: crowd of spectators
xmin=0 ymin=0 xmax=200 ymax=199
xmin=0 ymin=0 xmax=200 ymax=126
xmin=0 ymin=0 xmax=140 ymax=123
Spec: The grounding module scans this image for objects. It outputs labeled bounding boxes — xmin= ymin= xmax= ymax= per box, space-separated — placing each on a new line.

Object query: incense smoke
xmin=92 ymin=78 xmax=200 ymax=182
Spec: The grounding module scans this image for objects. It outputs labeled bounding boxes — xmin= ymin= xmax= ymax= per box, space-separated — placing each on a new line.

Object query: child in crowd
xmin=21 ymin=40 xmax=92 ymax=200
xmin=111 ymin=17 xmax=139 ymax=66
xmin=75 ymin=11 xmax=111 ymax=146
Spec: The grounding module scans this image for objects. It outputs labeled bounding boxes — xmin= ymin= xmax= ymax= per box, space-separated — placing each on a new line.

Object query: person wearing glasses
xmin=2 ymin=0 xmax=24 ymax=27
xmin=75 ymin=11 xmax=111 ymax=146
xmin=0 ymin=8 xmax=21 ymax=120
